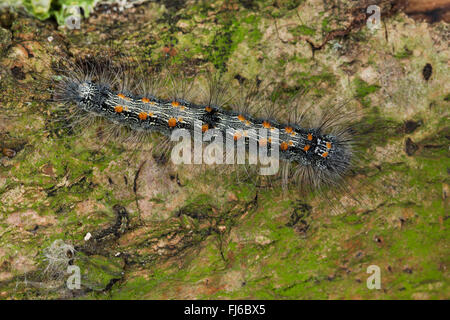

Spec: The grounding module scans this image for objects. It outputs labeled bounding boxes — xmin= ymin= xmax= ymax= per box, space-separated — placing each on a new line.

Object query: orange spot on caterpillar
xmin=142 ymin=97 xmax=150 ymax=103
xmin=202 ymin=124 xmax=209 ymax=132
xmin=285 ymin=127 xmax=293 ymax=134
xmin=178 ymin=117 xmax=184 ymax=122
xmin=237 ymin=115 xmax=245 ymax=121
xmin=245 ymin=120 xmax=251 ymax=126
xmin=168 ymin=118 xmax=177 ymax=127
xmin=280 ymin=142 xmax=289 ymax=151
xmin=262 ymin=121 xmax=271 ymax=129
xmin=321 ymin=152 xmax=329 ymax=158
xmin=234 ymin=132 xmax=242 ymax=141
xmin=171 ymin=101 xmax=180 ymax=107
xmin=326 ymin=142 xmax=332 ymax=149
xmin=148 ymin=112 xmax=154 ymax=117
xmin=205 ymin=106 xmax=212 ymax=112
xmin=307 ymin=133 xmax=313 ymax=141
xmin=117 ymin=93 xmax=126 ymax=99
xmin=114 ymin=106 xmax=124 ymax=113
xmin=288 ymin=140 xmax=294 ymax=146
xmin=303 ymin=145 xmax=310 ymax=151
xmin=138 ymin=112 xmax=148 ymax=120
xmin=180 ymin=105 xmax=186 ymax=111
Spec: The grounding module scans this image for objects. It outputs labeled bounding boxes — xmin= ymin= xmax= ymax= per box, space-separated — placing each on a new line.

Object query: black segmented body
xmin=61 ymin=79 xmax=352 ymax=178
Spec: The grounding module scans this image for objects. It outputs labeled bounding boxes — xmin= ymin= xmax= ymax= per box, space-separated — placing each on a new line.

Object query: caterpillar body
xmin=53 ymin=59 xmax=356 ymax=192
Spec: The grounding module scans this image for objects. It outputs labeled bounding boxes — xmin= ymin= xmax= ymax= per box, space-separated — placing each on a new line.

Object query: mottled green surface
xmin=0 ymin=0 xmax=449 ymax=299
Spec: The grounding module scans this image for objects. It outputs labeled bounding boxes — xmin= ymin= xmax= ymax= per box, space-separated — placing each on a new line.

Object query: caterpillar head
xmin=77 ymin=81 xmax=98 ymax=102
xmin=55 ymin=78 xmax=108 ymax=113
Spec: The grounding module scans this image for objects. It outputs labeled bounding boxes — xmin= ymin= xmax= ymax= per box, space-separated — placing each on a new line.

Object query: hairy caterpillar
xmin=50 ymin=57 xmax=358 ymax=194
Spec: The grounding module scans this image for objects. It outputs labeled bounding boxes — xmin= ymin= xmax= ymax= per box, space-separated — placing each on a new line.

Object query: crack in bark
xmin=133 ymin=160 xmax=147 ymax=225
